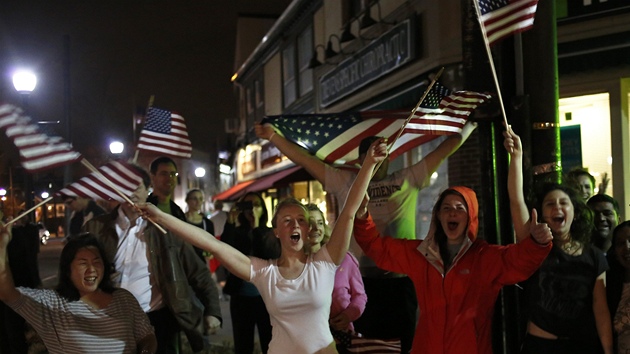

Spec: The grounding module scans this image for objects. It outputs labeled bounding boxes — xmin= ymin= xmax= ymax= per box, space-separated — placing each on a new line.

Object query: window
xmin=282 ymin=44 xmax=297 ymax=107
xmin=297 ymin=26 xmax=314 ymax=96
xmin=282 ymin=24 xmax=314 ymax=108
xmin=559 ymin=93 xmax=613 ymax=195
xmin=246 ymin=86 xmax=254 ymax=115
xmin=255 ymin=79 xmax=263 ymax=108
xmin=245 ymin=72 xmax=265 ymax=143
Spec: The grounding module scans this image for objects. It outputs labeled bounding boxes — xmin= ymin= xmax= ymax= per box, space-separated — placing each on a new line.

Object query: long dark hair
xmin=239 ymin=192 xmax=269 ymax=228
xmin=55 ymin=234 xmax=115 ymax=301
xmin=534 ymin=183 xmax=593 ymax=244
xmin=432 ymin=189 xmax=467 ymax=267
xmin=606 ymin=221 xmax=630 ymax=318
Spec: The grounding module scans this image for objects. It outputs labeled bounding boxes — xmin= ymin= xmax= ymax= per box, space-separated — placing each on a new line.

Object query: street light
xmin=194 ymin=167 xmax=206 ymax=190
xmin=13 ymin=69 xmax=37 ymax=220
xmin=109 ymin=141 xmax=124 ymax=155
xmin=194 ymin=167 xmax=206 ymax=178
xmin=12 ymin=70 xmax=37 ymax=94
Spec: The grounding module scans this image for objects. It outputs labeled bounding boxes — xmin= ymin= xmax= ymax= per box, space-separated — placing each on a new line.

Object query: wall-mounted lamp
xmin=325 ymin=34 xmax=345 ymax=59
xmin=340 ymin=20 xmax=357 ymax=43
xmin=308 ymin=44 xmax=326 ymax=69
xmin=360 ymin=1 xmax=395 ymax=30
xmin=360 ymin=10 xmax=377 ymax=30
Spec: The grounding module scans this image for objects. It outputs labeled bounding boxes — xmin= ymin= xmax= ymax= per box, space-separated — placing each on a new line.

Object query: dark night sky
xmin=0 ymin=0 xmax=290 ymax=163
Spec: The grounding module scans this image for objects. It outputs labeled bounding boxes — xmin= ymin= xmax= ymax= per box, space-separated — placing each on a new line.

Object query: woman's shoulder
xmin=111 ymin=289 xmax=145 ymax=309
xmin=112 ymin=287 xmax=134 ymax=298
xmin=250 ymin=256 xmax=275 ymax=270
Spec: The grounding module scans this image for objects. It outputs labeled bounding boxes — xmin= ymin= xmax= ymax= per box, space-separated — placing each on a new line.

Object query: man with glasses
xmin=148 ymin=156 xmax=186 ymax=221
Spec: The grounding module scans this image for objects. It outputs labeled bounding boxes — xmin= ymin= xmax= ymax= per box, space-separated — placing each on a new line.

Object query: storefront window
xmin=559 ymin=93 xmax=613 ymax=195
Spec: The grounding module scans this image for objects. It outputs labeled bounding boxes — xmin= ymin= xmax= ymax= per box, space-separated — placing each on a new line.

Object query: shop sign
xmin=319 ymin=18 xmax=415 ymax=108
xmin=261 ymin=142 xmax=283 ymax=169
xmin=240 ymin=149 xmax=256 ymax=176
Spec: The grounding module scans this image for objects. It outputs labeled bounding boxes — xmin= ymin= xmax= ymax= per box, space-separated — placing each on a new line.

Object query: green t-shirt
xmin=156 ymin=201 xmax=171 ymax=215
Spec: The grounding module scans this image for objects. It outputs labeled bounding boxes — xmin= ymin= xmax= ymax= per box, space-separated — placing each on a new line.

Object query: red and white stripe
xmin=57 ymin=160 xmax=143 ymax=202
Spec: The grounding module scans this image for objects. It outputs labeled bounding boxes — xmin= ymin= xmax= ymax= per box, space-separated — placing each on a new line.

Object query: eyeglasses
xmin=157 ymin=171 xmax=178 ymax=178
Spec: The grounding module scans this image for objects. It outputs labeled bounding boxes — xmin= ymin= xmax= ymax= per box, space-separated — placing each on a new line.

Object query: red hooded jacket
xmin=353 ymin=186 xmax=551 ymax=354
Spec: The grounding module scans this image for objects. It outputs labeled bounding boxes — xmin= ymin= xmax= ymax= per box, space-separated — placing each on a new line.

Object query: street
xmin=38 ymin=237 xmax=63 ymax=289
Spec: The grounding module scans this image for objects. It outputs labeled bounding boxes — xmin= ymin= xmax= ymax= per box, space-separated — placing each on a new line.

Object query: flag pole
xmin=132 ymin=95 xmax=154 ymax=164
xmin=80 ymin=158 xmax=167 ymax=234
xmin=5 ymin=196 xmax=53 ymax=227
xmin=472 ymin=0 xmax=509 ymax=127
xmin=371 ymin=67 xmax=445 ymax=177
xmin=386 ymin=66 xmax=445 ymax=156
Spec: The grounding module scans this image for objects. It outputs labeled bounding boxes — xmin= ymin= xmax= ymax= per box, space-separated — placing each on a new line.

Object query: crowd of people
xmin=0 ymin=120 xmax=627 ymax=354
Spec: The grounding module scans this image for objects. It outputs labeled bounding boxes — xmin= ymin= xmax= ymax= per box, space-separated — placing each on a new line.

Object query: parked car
xmin=36 ymin=223 xmax=50 ymax=245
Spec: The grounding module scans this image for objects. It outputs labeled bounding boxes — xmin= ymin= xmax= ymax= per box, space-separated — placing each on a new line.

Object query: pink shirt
xmin=330 ymin=252 xmax=367 ymax=332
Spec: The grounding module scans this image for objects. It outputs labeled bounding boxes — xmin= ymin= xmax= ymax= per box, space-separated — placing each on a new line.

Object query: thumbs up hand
xmin=529 ymin=208 xmax=553 ymax=245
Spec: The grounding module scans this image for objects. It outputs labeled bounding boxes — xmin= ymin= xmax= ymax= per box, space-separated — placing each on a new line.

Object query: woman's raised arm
xmin=138 ymin=203 xmax=252 ymax=280
xmin=326 ymin=138 xmax=388 ymax=265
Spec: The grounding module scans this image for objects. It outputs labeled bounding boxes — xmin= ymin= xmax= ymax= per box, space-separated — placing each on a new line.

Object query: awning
xmin=212 ymin=180 xmax=254 ymax=201
xmin=244 ymin=165 xmax=303 ymax=193
xmin=212 ymin=166 xmax=309 ymax=202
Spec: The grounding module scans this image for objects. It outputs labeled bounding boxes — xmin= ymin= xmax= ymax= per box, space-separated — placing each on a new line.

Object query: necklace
xmin=561 ymin=240 xmax=581 ymax=255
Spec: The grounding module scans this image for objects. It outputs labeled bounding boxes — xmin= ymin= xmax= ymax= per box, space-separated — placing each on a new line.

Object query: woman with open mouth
xmin=504 ymin=127 xmax=613 ymax=354
xmin=137 ymin=138 xmax=388 ymax=353
xmin=0 ymin=232 xmax=156 ymax=354
xmin=350 ymin=129 xmax=555 ymax=354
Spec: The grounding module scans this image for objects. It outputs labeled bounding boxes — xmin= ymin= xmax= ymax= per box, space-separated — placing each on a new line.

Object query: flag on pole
xmin=57 ymin=160 xmax=143 ymax=202
xmin=137 ymin=106 xmax=192 ymax=158
xmin=0 ymin=103 xmax=82 ymax=173
xmin=262 ymin=83 xmax=490 ymax=167
xmin=477 ymin=0 xmax=538 ymax=46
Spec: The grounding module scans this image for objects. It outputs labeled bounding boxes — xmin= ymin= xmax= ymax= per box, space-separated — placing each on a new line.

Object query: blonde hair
xmin=271 ymin=198 xmax=309 ymax=228
xmin=306 ymin=203 xmax=331 ymax=245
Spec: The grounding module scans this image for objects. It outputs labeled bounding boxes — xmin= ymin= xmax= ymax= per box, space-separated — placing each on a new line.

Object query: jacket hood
xmin=448 ymin=186 xmax=479 ymax=242
xmin=417 ymin=186 xmax=479 ymax=274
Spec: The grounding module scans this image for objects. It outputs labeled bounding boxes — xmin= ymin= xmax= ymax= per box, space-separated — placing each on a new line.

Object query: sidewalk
xmin=182 ymin=295 xmax=263 ymax=354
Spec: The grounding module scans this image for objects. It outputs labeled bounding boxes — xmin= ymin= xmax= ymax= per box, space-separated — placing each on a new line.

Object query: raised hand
xmin=0 ymin=223 xmax=11 ymax=250
xmin=528 ymin=208 xmax=552 ymax=245
xmin=502 ymin=125 xmax=522 ymax=156
xmin=254 ymin=122 xmax=274 ymax=140
xmin=365 ymin=138 xmax=388 ymax=165
xmin=136 ymin=203 xmax=166 ymax=224
xmin=598 ymin=172 xmax=609 ymax=194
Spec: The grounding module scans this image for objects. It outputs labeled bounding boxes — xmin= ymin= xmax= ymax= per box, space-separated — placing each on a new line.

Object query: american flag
xmin=262 ymin=83 xmax=490 ymax=167
xmin=346 ymin=335 xmax=401 ymax=354
xmin=137 ymin=106 xmax=192 ymax=158
xmin=57 ymin=160 xmax=143 ymax=202
xmin=477 ymin=0 xmax=538 ymax=46
xmin=0 ymin=103 xmax=82 ymax=173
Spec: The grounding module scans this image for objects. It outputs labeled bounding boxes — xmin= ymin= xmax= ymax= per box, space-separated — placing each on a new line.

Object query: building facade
xmin=216 ymin=0 xmax=630 ymax=352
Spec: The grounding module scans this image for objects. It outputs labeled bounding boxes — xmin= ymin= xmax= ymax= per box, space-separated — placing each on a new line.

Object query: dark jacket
xmin=83 ymin=208 xmax=222 ymax=352
xmin=221 ymin=222 xmax=279 ymax=295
